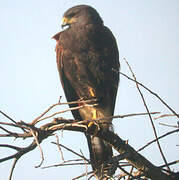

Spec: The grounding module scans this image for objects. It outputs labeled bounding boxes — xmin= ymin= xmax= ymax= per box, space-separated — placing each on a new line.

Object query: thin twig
xmin=116 ymin=165 xmax=135 ymax=179
xmin=0 ymin=122 xmax=32 ymax=138
xmin=124 ymin=58 xmax=171 ymax=172
xmin=91 ymin=111 xmax=160 ymax=122
xmin=9 ymin=158 xmax=18 ymax=180
xmin=52 ymin=142 xmax=90 ymax=163
xmin=154 ymin=113 xmax=179 ymax=120
xmin=54 ymin=112 xmax=160 ymax=126
xmin=31 ymin=99 xmax=97 ymax=125
xmin=72 ymin=170 xmax=94 ymax=180
xmin=80 ymin=150 xmax=88 ymax=179
xmin=31 ymin=102 xmax=61 ymax=125
xmin=42 ymin=161 xmax=89 ymax=169
xmin=36 ymin=103 xmax=98 ymax=123
xmin=127 ymin=166 xmax=134 ymax=180
xmin=30 ymin=129 xmax=44 ymax=168
xmin=55 ymin=134 xmax=65 ymax=162
xmin=137 ymin=129 xmax=179 ymax=151
xmin=0 ymin=126 xmax=19 ymax=137
xmin=0 ymin=110 xmax=27 ymax=132
xmin=118 ymin=71 xmax=179 ymax=119
xmin=159 ymin=160 xmax=179 ymax=169
xmin=0 ymin=110 xmax=17 ymax=125
xmin=159 ymin=123 xmax=178 ymax=128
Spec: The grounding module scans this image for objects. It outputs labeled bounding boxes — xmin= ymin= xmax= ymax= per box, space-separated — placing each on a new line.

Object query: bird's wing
xmin=53 ymin=32 xmax=83 ymax=121
xmin=54 ymin=26 xmax=119 ymax=114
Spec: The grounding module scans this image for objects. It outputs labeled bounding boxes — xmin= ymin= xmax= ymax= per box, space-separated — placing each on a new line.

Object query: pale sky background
xmin=0 ymin=0 xmax=178 ymax=179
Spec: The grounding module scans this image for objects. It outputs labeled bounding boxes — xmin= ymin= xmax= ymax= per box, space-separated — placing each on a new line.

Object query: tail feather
xmin=79 ymin=105 xmax=117 ymax=178
xmin=86 ymin=133 xmax=116 ymax=179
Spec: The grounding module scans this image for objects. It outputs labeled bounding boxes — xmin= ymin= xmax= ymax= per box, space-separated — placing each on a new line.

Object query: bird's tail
xmin=86 ymin=132 xmax=116 ymax=179
xmin=78 ymin=102 xmax=117 ymax=178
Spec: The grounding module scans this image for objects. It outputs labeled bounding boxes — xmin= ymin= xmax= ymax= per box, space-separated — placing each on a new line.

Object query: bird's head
xmin=61 ymin=5 xmax=103 ymax=29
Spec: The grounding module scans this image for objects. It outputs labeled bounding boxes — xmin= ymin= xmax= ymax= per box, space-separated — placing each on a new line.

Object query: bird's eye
xmin=68 ymin=12 xmax=76 ymax=18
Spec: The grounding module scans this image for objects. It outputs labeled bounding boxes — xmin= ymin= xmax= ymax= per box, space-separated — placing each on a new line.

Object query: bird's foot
xmin=88 ymin=120 xmax=100 ymax=137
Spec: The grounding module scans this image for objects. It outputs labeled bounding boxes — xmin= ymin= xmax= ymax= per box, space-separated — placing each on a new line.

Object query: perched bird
xmin=53 ymin=5 xmax=120 ymax=179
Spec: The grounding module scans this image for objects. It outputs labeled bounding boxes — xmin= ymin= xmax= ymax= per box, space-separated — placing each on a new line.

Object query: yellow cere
xmin=61 ymin=17 xmax=69 ymax=26
xmin=62 ymin=17 xmax=76 ymax=26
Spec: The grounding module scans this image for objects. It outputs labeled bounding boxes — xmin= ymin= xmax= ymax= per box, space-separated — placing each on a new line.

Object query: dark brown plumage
xmin=53 ymin=5 xmax=120 ymax=179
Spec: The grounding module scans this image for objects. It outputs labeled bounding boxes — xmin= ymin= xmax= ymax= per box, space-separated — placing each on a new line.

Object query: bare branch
xmin=72 ymin=170 xmax=94 ymax=180
xmin=137 ymin=129 xmax=179 ymax=152
xmin=55 ymin=134 xmax=65 ymax=162
xmin=0 ymin=114 xmax=176 ymax=179
xmin=31 ymin=99 xmax=97 ymax=125
xmin=124 ymin=58 xmax=170 ymax=172
xmin=159 ymin=123 xmax=178 ymax=128
xmin=36 ymin=103 xmax=98 ymax=123
xmin=118 ymin=71 xmax=179 ymax=119
xmin=159 ymin=160 xmax=179 ymax=169
xmin=154 ymin=113 xmax=179 ymax=120
xmin=0 ymin=110 xmax=27 ymax=132
xmin=0 ymin=110 xmax=18 ymax=125
xmin=0 ymin=97 xmax=178 ymax=179
xmin=52 ymin=142 xmax=90 ymax=163
xmin=118 ymin=165 xmax=135 ymax=178
xmin=30 ymin=129 xmax=44 ymax=168
xmin=80 ymin=150 xmax=89 ymax=179
xmin=31 ymin=102 xmax=61 ymax=125
xmin=9 ymin=158 xmax=18 ymax=180
xmin=48 ymin=118 xmax=171 ymax=180
xmin=42 ymin=161 xmax=89 ymax=169
xmin=0 ymin=144 xmax=21 ymax=151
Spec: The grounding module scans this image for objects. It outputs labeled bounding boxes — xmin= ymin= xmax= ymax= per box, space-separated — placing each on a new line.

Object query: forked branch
xmin=0 ymin=116 xmax=178 ymax=180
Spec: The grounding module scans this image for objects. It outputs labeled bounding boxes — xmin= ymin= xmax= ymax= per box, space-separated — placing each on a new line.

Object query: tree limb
xmin=0 ymin=107 xmax=178 ymax=179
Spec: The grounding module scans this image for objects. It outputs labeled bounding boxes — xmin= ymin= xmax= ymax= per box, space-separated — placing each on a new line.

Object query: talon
xmin=88 ymin=121 xmax=94 ymax=128
xmin=87 ymin=108 xmax=101 ymax=136
xmin=88 ymin=120 xmax=100 ymax=137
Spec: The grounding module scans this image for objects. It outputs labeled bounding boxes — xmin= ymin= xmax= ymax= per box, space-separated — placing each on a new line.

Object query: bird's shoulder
xmin=59 ymin=24 xmax=115 ymax=50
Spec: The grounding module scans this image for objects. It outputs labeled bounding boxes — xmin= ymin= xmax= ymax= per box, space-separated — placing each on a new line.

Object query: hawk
xmin=53 ymin=5 xmax=120 ymax=178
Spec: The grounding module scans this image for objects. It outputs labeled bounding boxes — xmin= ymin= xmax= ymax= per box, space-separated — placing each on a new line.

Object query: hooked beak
xmin=61 ymin=17 xmax=76 ymax=29
xmin=61 ymin=17 xmax=69 ymax=28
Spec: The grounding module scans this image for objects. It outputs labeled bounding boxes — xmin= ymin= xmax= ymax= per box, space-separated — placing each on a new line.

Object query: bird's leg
xmin=88 ymin=109 xmax=100 ymax=136
xmin=92 ymin=108 xmax=97 ymax=120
